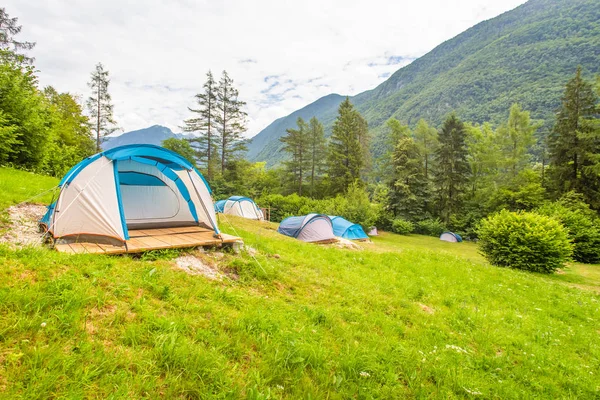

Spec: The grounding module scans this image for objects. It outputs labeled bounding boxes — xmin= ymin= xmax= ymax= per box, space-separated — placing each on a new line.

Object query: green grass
xmin=1 ymin=167 xmax=600 ymax=398
xmin=0 ymin=167 xmax=58 ymax=210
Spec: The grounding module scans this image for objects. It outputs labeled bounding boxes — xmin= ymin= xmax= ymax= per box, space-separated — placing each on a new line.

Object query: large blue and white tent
xmin=214 ymin=196 xmax=264 ymax=220
xmin=40 ymin=144 xmax=219 ymax=243
xmin=329 ymin=216 xmax=368 ymax=240
xmin=278 ymin=214 xmax=335 ymax=243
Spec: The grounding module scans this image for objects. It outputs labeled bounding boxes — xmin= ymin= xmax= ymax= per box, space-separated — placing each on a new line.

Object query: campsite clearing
xmin=1 ymin=167 xmax=600 ymax=398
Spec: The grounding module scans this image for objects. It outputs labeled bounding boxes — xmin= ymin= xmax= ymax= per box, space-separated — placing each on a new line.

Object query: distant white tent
xmin=440 ymin=232 xmax=462 ymax=243
xmin=215 ymin=196 xmax=264 ymax=220
xmin=368 ymin=226 xmax=378 ymax=236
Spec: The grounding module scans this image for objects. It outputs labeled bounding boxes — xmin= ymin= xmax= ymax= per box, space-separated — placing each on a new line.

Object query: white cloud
xmin=7 ymin=0 xmax=527 ymax=136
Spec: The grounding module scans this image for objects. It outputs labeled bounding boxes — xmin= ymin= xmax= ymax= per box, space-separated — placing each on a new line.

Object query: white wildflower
xmin=359 ymin=371 xmax=370 ymax=378
xmin=463 ymin=387 xmax=482 ymax=395
xmin=40 ymin=322 xmax=46 ymax=328
xmin=445 ymin=344 xmax=468 ymax=354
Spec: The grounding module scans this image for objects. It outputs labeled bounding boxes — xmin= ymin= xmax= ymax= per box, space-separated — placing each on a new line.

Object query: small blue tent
xmin=440 ymin=231 xmax=463 ymax=242
xmin=278 ymin=214 xmax=335 ymax=243
xmin=214 ymin=200 xmax=227 ymax=213
xmin=329 ymin=216 xmax=368 ymax=240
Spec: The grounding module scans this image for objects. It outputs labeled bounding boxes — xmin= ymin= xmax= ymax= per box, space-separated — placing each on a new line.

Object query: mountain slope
xmin=246 ymin=94 xmax=345 ymax=166
xmin=102 ymin=125 xmax=183 ymax=150
xmin=247 ymin=0 xmax=600 ymax=166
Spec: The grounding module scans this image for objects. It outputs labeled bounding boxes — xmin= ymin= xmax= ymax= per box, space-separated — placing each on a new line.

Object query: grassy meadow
xmin=0 ymin=167 xmax=599 ymax=398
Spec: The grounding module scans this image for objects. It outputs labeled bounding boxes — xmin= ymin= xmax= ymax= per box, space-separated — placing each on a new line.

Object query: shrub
xmin=257 ymin=183 xmax=377 ymax=229
xmin=415 ymin=218 xmax=445 ymax=237
xmin=477 ymin=210 xmax=572 ymax=273
xmin=391 ymin=218 xmax=414 ymax=235
xmin=329 ymin=183 xmax=377 ymax=229
xmin=537 ymin=202 xmax=600 ymax=264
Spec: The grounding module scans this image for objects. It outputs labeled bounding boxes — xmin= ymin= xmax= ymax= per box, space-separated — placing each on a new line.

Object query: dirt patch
xmin=334 ymin=238 xmax=361 ymax=250
xmin=1 ymin=203 xmax=47 ymax=248
xmin=418 ymin=303 xmax=435 ymax=314
xmin=174 ymin=254 xmax=223 ymax=280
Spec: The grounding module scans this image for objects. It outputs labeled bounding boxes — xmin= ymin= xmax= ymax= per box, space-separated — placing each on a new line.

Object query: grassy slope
xmin=0 ymin=168 xmax=58 ymax=210
xmin=1 ymin=167 xmax=599 ymax=398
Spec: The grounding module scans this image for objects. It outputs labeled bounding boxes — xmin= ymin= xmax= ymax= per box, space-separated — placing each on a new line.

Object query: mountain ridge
xmin=102 ymin=125 xmax=184 ymax=150
xmin=246 ymin=0 xmax=600 ymax=167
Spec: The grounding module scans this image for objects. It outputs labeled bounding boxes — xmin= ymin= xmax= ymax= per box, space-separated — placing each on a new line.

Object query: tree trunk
xmin=221 ymin=104 xmax=226 ymax=174
xmin=207 ymin=96 xmax=212 ymax=178
xmin=96 ymin=86 xmax=101 ymax=152
xmin=311 ymin=147 xmax=315 ymax=197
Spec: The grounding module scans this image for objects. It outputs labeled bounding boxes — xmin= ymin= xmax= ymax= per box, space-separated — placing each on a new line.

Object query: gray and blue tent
xmin=214 ymin=196 xmax=263 ymax=220
xmin=329 ymin=216 xmax=368 ymax=240
xmin=277 ymin=214 xmax=335 ymax=243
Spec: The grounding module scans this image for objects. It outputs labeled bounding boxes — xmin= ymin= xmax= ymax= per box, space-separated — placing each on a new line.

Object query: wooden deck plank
xmin=54 ymin=226 xmax=242 ymax=254
xmin=96 ymin=242 xmax=127 ymax=254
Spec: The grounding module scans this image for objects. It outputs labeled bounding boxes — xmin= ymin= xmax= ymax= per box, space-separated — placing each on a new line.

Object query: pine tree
xmin=182 ymin=70 xmax=218 ymax=178
xmin=433 ymin=114 xmax=470 ymax=224
xmin=86 ymin=62 xmax=117 ymax=152
xmin=327 ymin=97 xmax=368 ymax=194
xmin=280 ymin=117 xmax=309 ymax=195
xmin=548 ymin=67 xmax=599 ymax=206
xmin=0 ymin=8 xmax=35 ymax=63
xmin=388 ymin=129 xmax=427 ymax=220
xmin=307 ymin=117 xmax=327 ymax=196
xmin=215 ymin=70 xmax=247 ymax=174
xmin=496 ymin=103 xmax=537 ymax=178
xmin=413 ymin=118 xmax=438 ymax=180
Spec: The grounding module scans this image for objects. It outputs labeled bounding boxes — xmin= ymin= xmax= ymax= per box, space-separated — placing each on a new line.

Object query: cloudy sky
xmin=9 ymin=0 xmax=526 ymax=137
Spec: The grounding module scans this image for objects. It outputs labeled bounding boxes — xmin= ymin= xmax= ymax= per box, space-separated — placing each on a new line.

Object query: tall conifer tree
xmin=549 ymin=67 xmax=600 ymax=207
xmin=280 ymin=117 xmax=309 ymax=195
xmin=182 ymin=70 xmax=218 ymax=177
xmin=413 ymin=118 xmax=438 ymax=180
xmin=496 ymin=103 xmax=537 ymax=178
xmin=433 ymin=114 xmax=470 ymax=224
xmin=0 ymin=8 xmax=35 ymax=63
xmin=327 ymin=97 xmax=368 ymax=194
xmin=307 ymin=117 xmax=327 ymax=196
xmin=388 ymin=128 xmax=427 ymax=220
xmin=215 ymin=70 xmax=247 ymax=174
xmin=86 ymin=62 xmax=117 ymax=151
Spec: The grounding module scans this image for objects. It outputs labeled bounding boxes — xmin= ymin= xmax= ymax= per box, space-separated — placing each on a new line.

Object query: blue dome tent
xmin=278 ymin=214 xmax=335 ymax=243
xmin=214 ymin=196 xmax=264 ymax=220
xmin=440 ymin=231 xmax=463 ymax=242
xmin=214 ymin=200 xmax=227 ymax=213
xmin=40 ymin=144 xmax=220 ymax=245
xmin=329 ymin=216 xmax=368 ymax=240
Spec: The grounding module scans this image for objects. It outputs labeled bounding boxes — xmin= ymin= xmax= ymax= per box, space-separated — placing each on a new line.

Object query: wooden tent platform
xmin=54 ymin=226 xmax=241 ymax=255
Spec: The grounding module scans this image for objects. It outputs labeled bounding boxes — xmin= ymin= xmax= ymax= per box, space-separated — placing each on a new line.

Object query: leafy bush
xmin=415 ymin=218 xmax=445 ymax=237
xmin=328 ymin=183 xmax=377 ymax=230
xmin=537 ymin=201 xmax=600 ymax=264
xmin=391 ymin=218 xmax=414 ymax=235
xmin=257 ymin=183 xmax=377 ymax=229
xmin=477 ymin=210 xmax=572 ymax=273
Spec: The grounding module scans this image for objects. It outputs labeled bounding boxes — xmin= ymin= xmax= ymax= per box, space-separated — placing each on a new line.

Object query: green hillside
xmin=247 ymin=0 xmax=600 ymax=166
xmin=1 ymin=167 xmax=600 ymax=397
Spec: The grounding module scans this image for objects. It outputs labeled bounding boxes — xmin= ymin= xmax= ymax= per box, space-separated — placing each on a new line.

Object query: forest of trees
xmin=198 ymin=68 xmax=600 ymax=240
xmin=2 ymin=6 xmax=600 ymax=241
xmin=0 ymin=8 xmax=116 ymax=176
